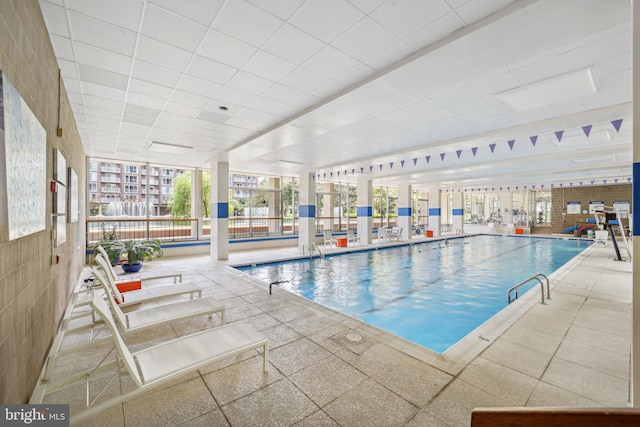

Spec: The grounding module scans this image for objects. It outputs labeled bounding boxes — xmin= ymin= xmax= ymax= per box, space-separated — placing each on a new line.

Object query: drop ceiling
xmin=38 ymin=0 xmax=633 ymax=191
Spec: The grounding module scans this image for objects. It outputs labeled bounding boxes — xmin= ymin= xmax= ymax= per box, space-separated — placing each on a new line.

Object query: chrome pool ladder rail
xmin=302 ymin=243 xmax=322 ymax=259
xmin=507 ymin=273 xmax=550 ymax=304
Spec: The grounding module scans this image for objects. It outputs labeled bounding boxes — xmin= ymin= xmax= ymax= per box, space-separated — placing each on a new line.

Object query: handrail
xmin=507 ymin=273 xmax=549 ymax=304
xmin=302 ymin=243 xmax=322 ymax=259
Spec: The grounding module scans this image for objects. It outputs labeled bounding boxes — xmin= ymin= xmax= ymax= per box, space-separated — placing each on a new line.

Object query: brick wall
xmin=0 ymin=0 xmax=86 ymax=403
xmin=551 ymin=184 xmax=632 ymax=234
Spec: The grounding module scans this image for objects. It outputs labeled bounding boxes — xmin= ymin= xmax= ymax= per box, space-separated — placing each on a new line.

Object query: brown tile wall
xmin=0 ymin=0 xmax=86 ymax=403
xmin=551 ymin=184 xmax=632 ymax=233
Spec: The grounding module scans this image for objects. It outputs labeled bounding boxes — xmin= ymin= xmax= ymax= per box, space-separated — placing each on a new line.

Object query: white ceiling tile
xmin=447 ymin=98 xmax=490 ymax=115
xmin=214 ymin=86 xmax=258 ymax=107
xmin=39 ymin=1 xmax=70 ymax=37
xmin=465 ymin=71 xmax=520 ymax=96
xmin=333 ymin=18 xmax=397 ymax=62
xmin=66 ymin=0 xmax=144 ymax=31
xmin=364 ymin=41 xmax=412 ymax=70
xmin=289 ymin=0 xmax=364 ymax=43
xmin=212 ymin=0 xmax=283 ymax=48
xmin=453 ymin=0 xmax=515 ymax=25
xmin=149 ymin=0 xmax=224 ymax=27
xmin=163 ymin=101 xmax=203 ymax=117
xmin=74 ymin=42 xmax=132 ymax=76
xmin=132 ymin=60 xmax=182 ymax=87
xmin=263 ymin=24 xmax=326 ymax=65
xmin=429 ymin=86 xmax=476 ymax=107
xmin=80 ymin=81 xmax=126 ymax=102
xmin=303 ymin=46 xmax=360 ymax=80
xmin=289 ymin=93 xmax=322 ymax=110
xmin=186 ymin=55 xmax=238 ymax=85
xmin=261 ymin=83 xmax=306 ymax=104
xmin=227 ymin=71 xmax=275 ymax=95
xmin=347 ymin=0 xmax=386 ymax=15
xmin=169 ymin=90 xmax=210 ymax=109
xmin=141 ymin=4 xmax=207 ymax=51
xmin=154 ymin=112 xmax=192 ymax=130
xmin=225 ymin=116 xmax=264 ymax=131
xmin=135 ymin=36 xmax=193 ymax=72
xmin=566 ymin=30 xmax=631 ymax=71
xmin=50 ymin=34 xmax=75 ymax=61
xmin=197 ymin=30 xmax=257 ymax=69
xmin=176 ymin=75 xmax=222 ymax=98
xmin=58 ymin=58 xmax=79 ymax=79
xmin=125 ymin=92 xmax=167 ymax=110
xmin=62 ymin=77 xmax=81 ymax=93
xmin=247 ymin=0 xmax=305 ymax=20
xmin=128 ymin=78 xmax=174 ymax=100
xmin=311 ymin=80 xmax=344 ymax=99
xmin=372 ymin=0 xmax=449 ymax=39
xmin=83 ymin=105 xmax=122 ymax=120
xmin=244 ymin=51 xmax=297 ymax=82
xmin=334 ymin=62 xmax=376 ymax=86
xmin=403 ymin=12 xmax=462 ymax=52
xmin=248 ymin=96 xmax=298 ymax=117
xmin=596 ymin=52 xmax=631 ymax=77
xmin=77 ymin=64 xmax=128 ymax=90
xmin=280 ymin=67 xmax=328 ymax=93
xmin=68 ymin=10 xmax=137 ymax=56
xmin=508 ymin=54 xmax=571 ymax=86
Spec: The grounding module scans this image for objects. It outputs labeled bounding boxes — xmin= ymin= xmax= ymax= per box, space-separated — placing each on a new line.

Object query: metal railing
xmin=507 ymin=273 xmax=549 ymax=304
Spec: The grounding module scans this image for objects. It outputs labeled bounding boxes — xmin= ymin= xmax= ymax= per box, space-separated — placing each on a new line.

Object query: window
xmin=162 ymin=177 xmax=173 ymax=186
xmin=124 ymin=165 xmax=138 ymax=173
xmin=162 ymin=168 xmax=174 ymax=176
xmin=125 ymin=175 xmax=138 ymax=183
xmin=89 ymin=183 xmax=97 ymax=191
xmin=125 ymin=185 xmax=138 ymax=193
xmin=162 ymin=186 xmax=174 ymax=195
xmin=89 ymin=172 xmax=97 ymax=182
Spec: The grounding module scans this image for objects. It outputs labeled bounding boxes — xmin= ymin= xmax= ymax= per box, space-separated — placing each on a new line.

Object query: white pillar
xmin=429 ymin=189 xmax=441 ymax=236
xmin=452 ymin=189 xmax=464 ymax=234
xmin=191 ymin=169 xmax=202 ymax=239
xmin=210 ymin=162 xmax=229 ymax=260
xmin=397 ymin=182 xmax=412 ymax=240
xmin=632 ymin=0 xmax=640 ymax=405
xmin=298 ymin=172 xmax=316 ymax=251
xmin=357 ymin=178 xmax=373 ymax=244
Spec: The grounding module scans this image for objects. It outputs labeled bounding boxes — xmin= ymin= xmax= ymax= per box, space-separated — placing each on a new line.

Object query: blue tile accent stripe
xmin=428 ymin=208 xmax=441 ymax=216
xmin=634 ymin=162 xmax=639 ymax=236
xmin=299 ymin=205 xmax=316 ymax=218
xmin=357 ymin=206 xmax=372 ymax=217
xmin=452 ymin=208 xmax=464 ymax=216
xmin=398 ymin=207 xmax=412 ymax=216
xmin=214 ymin=202 xmax=228 ymax=218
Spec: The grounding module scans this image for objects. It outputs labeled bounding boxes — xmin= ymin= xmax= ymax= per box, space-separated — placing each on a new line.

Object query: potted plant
xmin=120 ymin=239 xmax=164 ymax=273
xmin=94 ymin=223 xmax=122 ymax=266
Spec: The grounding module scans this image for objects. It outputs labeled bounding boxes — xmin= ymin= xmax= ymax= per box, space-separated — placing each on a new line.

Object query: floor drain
xmin=346 ymin=333 xmax=362 ymax=342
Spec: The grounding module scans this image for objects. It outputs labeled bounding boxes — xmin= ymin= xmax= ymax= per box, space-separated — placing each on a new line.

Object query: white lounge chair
xmin=91 ymin=268 xmax=225 ymax=332
xmin=90 ymin=255 xmax=202 ymax=308
xmin=94 ymin=244 xmax=183 ymax=284
xmin=323 ymin=230 xmax=337 ymax=249
xmin=32 ymin=292 xmax=268 ymax=425
xmin=346 ymin=229 xmax=358 ymax=246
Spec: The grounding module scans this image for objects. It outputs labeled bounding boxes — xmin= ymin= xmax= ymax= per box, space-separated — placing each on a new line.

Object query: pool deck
xmin=44 ymin=234 xmax=632 ymax=426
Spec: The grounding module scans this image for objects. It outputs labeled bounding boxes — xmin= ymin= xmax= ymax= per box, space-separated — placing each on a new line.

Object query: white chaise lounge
xmin=32 ymin=293 xmax=268 ymax=425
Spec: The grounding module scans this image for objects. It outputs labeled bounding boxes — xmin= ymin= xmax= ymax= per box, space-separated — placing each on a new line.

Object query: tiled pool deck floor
xmin=44 ymin=235 xmax=632 ymax=426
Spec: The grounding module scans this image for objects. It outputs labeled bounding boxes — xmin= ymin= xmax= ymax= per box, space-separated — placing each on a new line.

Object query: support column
xmin=452 ymin=189 xmax=464 ymax=234
xmin=322 ymin=183 xmax=335 ymax=231
xmin=298 ymin=172 xmax=316 ymax=251
xmin=397 ymin=182 xmax=412 ymax=240
xmin=192 ymin=169 xmax=203 ymax=239
xmin=210 ymin=162 xmax=229 ymax=260
xmin=268 ymin=177 xmax=281 ymax=235
xmin=632 ymin=0 xmax=639 ymax=405
xmin=500 ymin=190 xmax=512 ymax=225
xmin=429 ymin=189 xmax=441 ymax=236
xmin=357 ymin=178 xmax=373 ymax=244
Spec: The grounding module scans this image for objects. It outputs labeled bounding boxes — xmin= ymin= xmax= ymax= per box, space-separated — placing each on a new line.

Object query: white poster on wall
xmin=589 ymin=201 xmax=605 ymax=214
xmin=613 ymin=200 xmax=630 ymax=218
xmin=0 ymin=71 xmax=47 ymax=241
xmin=566 ymin=202 xmax=581 ymax=214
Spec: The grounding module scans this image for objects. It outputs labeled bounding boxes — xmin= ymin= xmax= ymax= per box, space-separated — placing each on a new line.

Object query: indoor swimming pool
xmin=236 ymin=235 xmax=590 ymax=353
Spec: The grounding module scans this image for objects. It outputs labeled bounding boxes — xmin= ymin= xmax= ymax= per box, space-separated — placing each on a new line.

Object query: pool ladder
xmin=302 ymin=243 xmax=322 ymax=259
xmin=507 ymin=273 xmax=550 ymax=304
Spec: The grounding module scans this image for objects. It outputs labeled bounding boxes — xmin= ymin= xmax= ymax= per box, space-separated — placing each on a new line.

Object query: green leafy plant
xmin=121 ymin=239 xmax=164 ymax=265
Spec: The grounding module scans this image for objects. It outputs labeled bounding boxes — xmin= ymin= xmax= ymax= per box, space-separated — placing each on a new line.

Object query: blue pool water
xmin=237 ymin=235 xmax=589 ymax=352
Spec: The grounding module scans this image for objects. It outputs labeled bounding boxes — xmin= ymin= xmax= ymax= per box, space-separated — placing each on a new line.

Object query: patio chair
xmin=378 ymin=226 xmax=388 ymax=243
xmin=76 ymin=254 xmax=202 ymax=309
xmin=323 ymin=230 xmax=337 ymax=249
xmin=346 ymin=229 xmax=358 ymax=246
xmin=389 ymin=226 xmax=401 ymax=241
xmin=94 ymin=244 xmax=183 ymax=284
xmin=91 ymin=268 xmax=225 ymax=332
xmin=32 ymin=292 xmax=268 ymax=425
